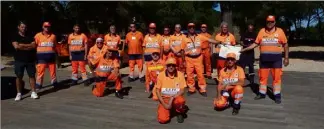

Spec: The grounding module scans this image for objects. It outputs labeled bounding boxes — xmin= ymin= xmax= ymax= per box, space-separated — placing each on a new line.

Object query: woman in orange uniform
xmin=88 ymin=37 xmax=108 ymax=75
xmin=68 ymin=24 xmax=89 ymax=86
xmin=214 ymin=52 xmax=245 ymax=115
xmin=145 ymin=51 xmax=165 ymax=99
xmin=91 ymin=44 xmax=123 ymax=99
xmin=155 ymin=57 xmax=188 ymax=124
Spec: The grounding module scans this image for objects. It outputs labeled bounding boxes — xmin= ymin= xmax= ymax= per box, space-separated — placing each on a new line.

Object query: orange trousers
xmin=214 ymin=85 xmax=244 ymax=109
xmin=185 ymin=55 xmax=206 ymax=93
xmin=201 ymin=48 xmax=211 ymax=77
xmin=71 ymin=61 xmax=87 ymax=81
xmin=36 ymin=63 xmax=57 ymax=87
xmin=157 ymin=96 xmax=186 ymax=124
xmin=259 ymin=68 xmax=282 ymax=95
xmin=129 ymin=54 xmax=143 ymax=78
xmin=92 ymin=73 xmax=122 ymax=97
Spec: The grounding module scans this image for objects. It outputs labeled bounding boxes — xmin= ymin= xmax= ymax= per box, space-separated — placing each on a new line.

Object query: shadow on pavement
xmin=1 ymin=76 xmax=30 ymax=100
xmin=289 ymin=51 xmax=324 ymax=61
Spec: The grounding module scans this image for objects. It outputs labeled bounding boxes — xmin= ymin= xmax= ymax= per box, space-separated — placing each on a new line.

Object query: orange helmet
xmin=165 ymin=57 xmax=177 ymax=65
xmin=214 ymin=96 xmax=228 ymax=109
xmin=226 ymin=52 xmax=237 ymax=60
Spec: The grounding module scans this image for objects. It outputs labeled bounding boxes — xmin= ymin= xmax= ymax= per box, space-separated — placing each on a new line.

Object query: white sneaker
xmin=14 ymin=93 xmax=21 ymax=101
xmin=30 ymin=92 xmax=39 ymax=99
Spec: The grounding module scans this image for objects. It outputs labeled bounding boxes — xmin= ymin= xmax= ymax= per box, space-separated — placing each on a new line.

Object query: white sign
xmin=219 ymin=45 xmax=242 ymax=60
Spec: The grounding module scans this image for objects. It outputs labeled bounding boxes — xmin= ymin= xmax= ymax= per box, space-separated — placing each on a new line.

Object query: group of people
xmin=11 ymin=15 xmax=289 ymax=124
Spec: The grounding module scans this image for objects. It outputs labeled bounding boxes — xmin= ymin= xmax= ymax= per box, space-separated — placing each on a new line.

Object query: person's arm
xmin=84 ymin=35 xmax=89 ymax=60
xmin=68 ymin=35 xmax=72 ymax=60
xmin=208 ymin=38 xmax=222 ymax=44
xmin=240 ymin=43 xmax=258 ymax=52
xmin=283 ymin=43 xmax=289 ymax=66
xmin=12 ymin=42 xmax=25 ymax=50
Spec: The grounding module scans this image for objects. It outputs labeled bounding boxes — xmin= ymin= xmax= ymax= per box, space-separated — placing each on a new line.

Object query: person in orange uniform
xmin=214 ymin=52 xmax=245 ymax=115
xmin=241 ymin=15 xmax=289 ymax=104
xmin=155 ymin=57 xmax=188 ymax=124
xmin=170 ymin=24 xmax=186 ymax=73
xmin=143 ymin=23 xmax=162 ymax=82
xmin=184 ymin=23 xmax=220 ymax=97
xmin=125 ymin=23 xmax=144 ymax=82
xmin=161 ymin=26 xmax=172 ymax=62
xmin=145 ymin=51 xmax=165 ymax=100
xmin=68 ymin=24 xmax=90 ymax=86
xmin=91 ymin=47 xmax=123 ymax=99
xmin=104 ymin=25 xmax=122 ymax=60
xmin=34 ymin=22 xmax=58 ymax=90
xmin=214 ymin=22 xmax=236 ymax=81
xmin=88 ymin=37 xmax=108 ymax=75
xmin=199 ymin=24 xmax=212 ymax=79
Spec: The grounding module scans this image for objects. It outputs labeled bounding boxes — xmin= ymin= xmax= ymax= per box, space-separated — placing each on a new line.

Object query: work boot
xmin=274 ymin=94 xmax=282 ymax=104
xmin=140 ymin=77 xmax=145 ymax=83
xmin=176 ymin=113 xmax=184 ymax=123
xmin=84 ymin=80 xmax=91 ymax=86
xmin=199 ymin=92 xmax=207 ymax=97
xmin=128 ymin=77 xmax=135 ymax=82
xmin=187 ymin=91 xmax=196 ymax=96
xmin=71 ymin=80 xmax=78 ymax=86
xmin=148 ymin=92 xmax=153 ymax=98
xmin=232 ymin=108 xmax=239 ymax=115
xmin=115 ymin=91 xmax=124 ymax=99
xmin=254 ymin=94 xmax=266 ymax=100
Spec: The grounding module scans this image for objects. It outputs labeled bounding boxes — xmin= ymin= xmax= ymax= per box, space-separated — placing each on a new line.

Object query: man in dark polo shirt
xmin=11 ymin=21 xmax=39 ymax=101
xmin=238 ymin=24 xmax=257 ymax=84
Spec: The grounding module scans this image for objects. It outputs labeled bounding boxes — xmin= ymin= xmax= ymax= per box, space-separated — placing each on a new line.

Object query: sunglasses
xmin=188 ymin=26 xmax=195 ymax=29
xmin=167 ymin=64 xmax=176 ymax=67
xmin=267 ymin=21 xmax=275 ymax=23
xmin=97 ymin=42 xmax=103 ymax=44
xmin=152 ymin=53 xmax=160 ymax=56
xmin=226 ymin=58 xmax=236 ymax=61
xmin=201 ymin=27 xmax=206 ymax=29
xmin=130 ymin=26 xmax=135 ymax=28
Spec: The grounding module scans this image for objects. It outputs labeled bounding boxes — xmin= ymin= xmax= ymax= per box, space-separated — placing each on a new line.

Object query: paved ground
xmin=1 ymin=67 xmax=324 ymax=129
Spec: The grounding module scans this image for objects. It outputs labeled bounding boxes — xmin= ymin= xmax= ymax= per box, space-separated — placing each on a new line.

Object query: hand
xmin=182 ymin=61 xmax=186 ymax=68
xmin=163 ymin=103 xmax=172 ymax=110
xmin=284 ymin=58 xmax=289 ymax=67
xmin=69 ymin=56 xmax=72 ymax=60
xmin=84 ymin=55 xmax=87 ymax=60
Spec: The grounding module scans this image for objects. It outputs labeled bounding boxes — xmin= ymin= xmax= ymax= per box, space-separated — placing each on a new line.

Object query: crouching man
xmin=214 ymin=52 xmax=245 ymax=115
xmin=91 ymin=47 xmax=123 ymax=99
xmin=155 ymin=57 xmax=188 ymax=124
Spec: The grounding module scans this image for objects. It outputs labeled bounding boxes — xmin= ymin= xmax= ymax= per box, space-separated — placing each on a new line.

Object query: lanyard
xmin=189 ymin=35 xmax=196 ymax=48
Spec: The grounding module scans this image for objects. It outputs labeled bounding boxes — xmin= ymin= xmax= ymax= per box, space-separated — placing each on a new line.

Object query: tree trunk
xmin=220 ymin=1 xmax=233 ymax=33
xmin=316 ymin=8 xmax=323 ymax=40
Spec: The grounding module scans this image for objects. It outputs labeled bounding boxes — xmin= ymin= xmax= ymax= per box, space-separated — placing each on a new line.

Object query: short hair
xmin=73 ymin=24 xmax=80 ymax=28
xmin=18 ymin=21 xmax=26 ymax=27
xmin=175 ymin=24 xmax=181 ymax=28
xmin=110 ymin=25 xmax=116 ymax=28
xmin=220 ymin=22 xmax=228 ymax=28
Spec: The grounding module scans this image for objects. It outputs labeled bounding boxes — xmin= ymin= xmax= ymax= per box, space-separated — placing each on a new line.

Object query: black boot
xmin=232 ymin=103 xmax=240 ymax=115
xmin=140 ymin=77 xmax=145 ymax=83
xmin=128 ymin=77 xmax=134 ymax=82
xmin=254 ymin=94 xmax=266 ymax=100
xmin=71 ymin=80 xmax=78 ymax=86
xmin=84 ymin=80 xmax=91 ymax=86
xmin=232 ymin=108 xmax=240 ymax=115
xmin=176 ymin=113 xmax=184 ymax=123
xmin=115 ymin=91 xmax=124 ymax=99
xmin=199 ymin=92 xmax=207 ymax=97
xmin=274 ymin=94 xmax=281 ymax=104
xmin=187 ymin=91 xmax=196 ymax=96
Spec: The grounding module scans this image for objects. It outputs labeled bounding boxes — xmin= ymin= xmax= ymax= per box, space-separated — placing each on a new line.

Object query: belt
xmin=186 ymin=54 xmax=201 ymax=58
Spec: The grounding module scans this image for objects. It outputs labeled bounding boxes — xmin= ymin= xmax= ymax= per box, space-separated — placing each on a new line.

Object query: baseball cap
xmin=266 ymin=15 xmax=276 ymax=22
xmin=43 ymin=22 xmax=51 ymax=27
xmin=165 ymin=57 xmax=177 ymax=65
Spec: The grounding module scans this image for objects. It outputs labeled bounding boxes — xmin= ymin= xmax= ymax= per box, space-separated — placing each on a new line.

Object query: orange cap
xmin=226 ymin=52 xmax=237 ymax=60
xmin=266 ymin=15 xmax=275 ymax=22
xmin=201 ymin=24 xmax=207 ymax=28
xmin=149 ymin=23 xmax=156 ymax=28
xmin=165 ymin=57 xmax=177 ymax=65
xmin=188 ymin=23 xmax=195 ymax=27
xmin=43 ymin=22 xmax=51 ymax=27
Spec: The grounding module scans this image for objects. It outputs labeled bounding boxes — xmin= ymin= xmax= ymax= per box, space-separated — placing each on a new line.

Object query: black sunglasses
xmin=226 ymin=58 xmax=236 ymax=61
xmin=188 ymin=26 xmax=195 ymax=29
xmin=167 ymin=64 xmax=176 ymax=67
